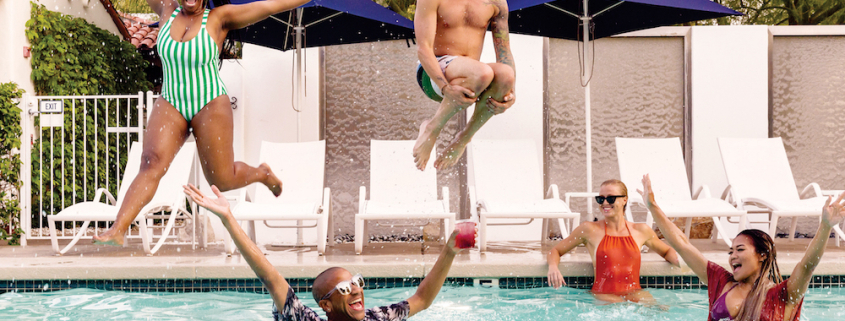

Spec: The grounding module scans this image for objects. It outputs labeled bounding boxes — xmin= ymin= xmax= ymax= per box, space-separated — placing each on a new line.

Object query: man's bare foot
xmin=434 ymin=138 xmax=468 ymax=170
xmin=412 ymin=119 xmax=439 ymax=170
xmin=260 ymin=163 xmax=283 ymax=197
xmin=92 ymin=231 xmax=124 ymax=246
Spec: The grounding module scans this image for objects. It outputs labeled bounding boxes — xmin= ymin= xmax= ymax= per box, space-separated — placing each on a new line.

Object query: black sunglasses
xmin=595 ymin=195 xmax=626 ymax=205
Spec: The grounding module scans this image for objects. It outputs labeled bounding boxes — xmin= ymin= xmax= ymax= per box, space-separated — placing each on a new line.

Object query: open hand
xmin=183 ymin=184 xmax=232 ymax=219
xmin=442 ymin=84 xmax=477 ymax=106
xmin=822 ymin=191 xmax=845 ymax=228
xmin=637 ymin=174 xmax=657 ymax=208
xmin=486 ymin=91 xmax=515 ymax=115
xmin=547 ymin=267 xmax=566 ymax=289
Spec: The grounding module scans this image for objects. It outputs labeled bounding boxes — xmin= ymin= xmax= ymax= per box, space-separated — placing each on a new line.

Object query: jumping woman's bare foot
xmin=434 ymin=137 xmax=469 ymax=170
xmin=92 ymin=231 xmax=125 ymax=246
xmin=413 ymin=119 xmax=440 ymax=170
xmin=260 ymin=163 xmax=283 ymax=197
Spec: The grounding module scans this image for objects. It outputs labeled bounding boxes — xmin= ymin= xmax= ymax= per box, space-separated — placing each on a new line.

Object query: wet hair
xmin=600 ymin=179 xmax=628 ymax=211
xmin=734 ymin=229 xmax=782 ymax=321
xmin=312 ymin=267 xmax=346 ymax=303
xmin=208 ymin=0 xmax=242 ymax=66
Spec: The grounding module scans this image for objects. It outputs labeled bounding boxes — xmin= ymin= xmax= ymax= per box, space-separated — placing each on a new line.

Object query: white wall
xmin=690 ymin=26 xmax=770 ymax=196
xmin=35 ymin=0 xmax=122 ymax=36
xmin=0 ymin=0 xmax=34 ymax=94
xmin=466 ymin=33 xmax=547 ymax=240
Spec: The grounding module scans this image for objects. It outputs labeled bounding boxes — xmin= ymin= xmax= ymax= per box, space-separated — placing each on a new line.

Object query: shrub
xmin=0 ymin=83 xmax=24 ymax=245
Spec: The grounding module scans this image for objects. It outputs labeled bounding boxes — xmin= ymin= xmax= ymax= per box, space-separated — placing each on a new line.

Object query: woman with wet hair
xmin=639 ymin=174 xmax=845 ymax=321
xmin=547 ymin=179 xmax=680 ymax=303
xmin=94 ymin=0 xmax=309 ymax=246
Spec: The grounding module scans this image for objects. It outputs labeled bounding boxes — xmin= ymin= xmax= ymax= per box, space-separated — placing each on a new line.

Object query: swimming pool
xmin=2 ymin=286 xmax=843 ymax=320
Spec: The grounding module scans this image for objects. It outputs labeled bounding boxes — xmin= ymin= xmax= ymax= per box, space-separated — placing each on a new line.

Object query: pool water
xmin=1 ymin=286 xmax=843 ymax=320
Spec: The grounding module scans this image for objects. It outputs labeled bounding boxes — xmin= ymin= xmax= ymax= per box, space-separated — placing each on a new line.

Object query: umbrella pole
xmin=295 ymin=8 xmax=304 ymax=143
xmin=582 ymin=0 xmax=593 ymax=221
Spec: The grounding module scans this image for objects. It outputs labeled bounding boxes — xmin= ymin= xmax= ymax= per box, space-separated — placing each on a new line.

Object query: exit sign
xmin=39 ymin=100 xmax=62 ymax=113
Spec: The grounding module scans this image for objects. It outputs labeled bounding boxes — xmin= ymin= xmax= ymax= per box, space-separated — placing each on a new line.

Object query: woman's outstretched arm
xmin=184 ymin=184 xmax=290 ymax=309
xmin=787 ymin=191 xmax=845 ymax=302
xmin=547 ymin=223 xmax=590 ymax=289
xmin=639 ymin=174 xmax=710 ymax=282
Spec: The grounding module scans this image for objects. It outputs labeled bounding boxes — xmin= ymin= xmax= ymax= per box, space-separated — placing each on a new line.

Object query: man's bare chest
xmin=437 ymin=0 xmax=498 ymax=30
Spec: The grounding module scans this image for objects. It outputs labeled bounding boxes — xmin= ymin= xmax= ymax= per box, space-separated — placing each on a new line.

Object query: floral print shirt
xmin=273 ymin=288 xmax=410 ymax=321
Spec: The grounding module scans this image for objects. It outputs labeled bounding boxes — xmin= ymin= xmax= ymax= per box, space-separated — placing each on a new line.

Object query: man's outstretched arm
xmin=406 ymin=230 xmax=462 ymax=316
xmin=184 ymin=185 xmax=290 ymax=309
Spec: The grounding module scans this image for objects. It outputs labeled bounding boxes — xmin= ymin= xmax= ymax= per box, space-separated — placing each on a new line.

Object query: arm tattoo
xmin=490 ymin=1 xmax=515 ymax=71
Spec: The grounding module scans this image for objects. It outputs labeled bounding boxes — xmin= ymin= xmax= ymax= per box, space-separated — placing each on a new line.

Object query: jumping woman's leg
xmin=93 ymin=98 xmax=190 ymax=246
xmin=190 ymin=95 xmax=281 ymax=195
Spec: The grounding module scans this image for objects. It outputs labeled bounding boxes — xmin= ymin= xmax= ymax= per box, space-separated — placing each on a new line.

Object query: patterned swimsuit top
xmin=157 ymin=6 xmax=227 ymax=121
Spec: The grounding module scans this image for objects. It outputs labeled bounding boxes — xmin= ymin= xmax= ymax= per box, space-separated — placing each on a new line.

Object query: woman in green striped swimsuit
xmin=94 ymin=0 xmax=309 ymax=246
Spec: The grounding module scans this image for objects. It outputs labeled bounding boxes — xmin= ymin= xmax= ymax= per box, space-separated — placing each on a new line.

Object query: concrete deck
xmin=2 ymin=238 xmax=845 ymax=280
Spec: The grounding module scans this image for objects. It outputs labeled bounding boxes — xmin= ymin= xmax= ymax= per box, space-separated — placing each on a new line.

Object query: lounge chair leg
xmin=541 ymin=219 xmax=549 ymax=245
xmin=479 ymin=215 xmax=488 ymax=252
xmin=48 ymin=217 xmax=60 ymax=255
xmin=789 ymin=217 xmax=798 ymax=241
xmin=684 ymin=218 xmax=692 ymax=240
xmin=711 ymin=217 xmax=733 ymax=248
xmin=355 ymin=218 xmax=364 ymax=255
xmin=769 ymin=214 xmax=780 ymax=238
xmin=557 ymin=218 xmax=569 ymax=239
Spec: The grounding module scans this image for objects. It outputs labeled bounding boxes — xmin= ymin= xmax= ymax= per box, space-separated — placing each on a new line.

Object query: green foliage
xmin=0 ymin=82 xmax=24 ymax=245
xmin=374 ymin=0 xmax=415 ymax=20
xmin=113 ymin=0 xmax=155 ymax=14
xmin=26 ymin=3 xmax=149 ymax=227
xmin=707 ymin=0 xmax=845 ymax=25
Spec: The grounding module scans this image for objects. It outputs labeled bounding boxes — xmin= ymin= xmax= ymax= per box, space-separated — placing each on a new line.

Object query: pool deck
xmin=2 ymin=238 xmax=845 ymax=280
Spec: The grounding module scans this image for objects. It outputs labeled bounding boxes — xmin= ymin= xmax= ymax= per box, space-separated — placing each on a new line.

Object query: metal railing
xmin=19 ymin=92 xmax=151 ymax=245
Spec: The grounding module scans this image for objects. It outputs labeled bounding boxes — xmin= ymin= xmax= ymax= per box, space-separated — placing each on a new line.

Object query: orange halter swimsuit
xmin=592 ymin=222 xmax=642 ymax=294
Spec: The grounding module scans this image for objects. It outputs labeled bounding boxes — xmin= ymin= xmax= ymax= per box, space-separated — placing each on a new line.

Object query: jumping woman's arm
xmin=641 ymin=226 xmax=680 ymax=267
xmin=214 ymin=0 xmax=310 ymax=31
xmin=787 ymin=191 xmax=845 ymax=302
xmin=547 ymin=223 xmax=590 ymax=288
xmin=183 ymin=184 xmax=290 ymax=310
xmin=638 ymin=174 xmax=710 ymax=281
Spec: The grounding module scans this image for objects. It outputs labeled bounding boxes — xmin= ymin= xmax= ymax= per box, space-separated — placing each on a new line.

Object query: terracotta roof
xmin=120 ymin=12 xmax=160 ymax=50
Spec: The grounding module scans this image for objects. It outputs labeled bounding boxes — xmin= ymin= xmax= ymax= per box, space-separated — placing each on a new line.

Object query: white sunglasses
xmin=320 ymin=274 xmax=365 ymax=301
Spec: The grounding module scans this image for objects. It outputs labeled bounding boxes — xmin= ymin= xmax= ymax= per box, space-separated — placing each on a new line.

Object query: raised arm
xmin=184 ymin=184 xmax=290 ymax=309
xmin=406 ymin=230 xmax=463 ymax=317
xmin=547 ymin=223 xmax=590 ymax=289
xmin=639 ymin=174 xmax=710 ymax=282
xmin=641 ymin=225 xmax=680 ymax=267
xmin=787 ymin=191 xmax=845 ymax=302
xmin=489 ymin=0 xmax=514 ymax=73
xmin=213 ymin=0 xmax=309 ymax=31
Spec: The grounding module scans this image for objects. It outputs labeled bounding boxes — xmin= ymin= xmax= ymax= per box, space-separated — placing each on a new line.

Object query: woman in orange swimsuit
xmin=547 ymin=179 xmax=679 ymax=303
xmin=640 ymin=174 xmax=844 ymax=320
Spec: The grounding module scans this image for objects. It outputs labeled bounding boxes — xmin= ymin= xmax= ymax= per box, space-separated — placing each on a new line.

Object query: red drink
xmin=455 ymin=221 xmax=476 ymax=249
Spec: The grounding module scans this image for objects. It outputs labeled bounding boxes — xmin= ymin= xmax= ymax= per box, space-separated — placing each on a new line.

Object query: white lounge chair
xmin=718 ymin=137 xmax=845 ymax=245
xmin=468 ymin=139 xmax=580 ymax=252
xmin=230 ymin=140 xmax=332 ymax=255
xmin=48 ymin=141 xmax=197 ymax=255
xmin=616 ymin=137 xmax=747 ymax=247
xmin=355 ymin=140 xmax=455 ymax=254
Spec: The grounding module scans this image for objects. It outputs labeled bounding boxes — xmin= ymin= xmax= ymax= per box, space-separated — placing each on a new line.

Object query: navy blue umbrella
xmin=506 ymin=0 xmax=739 ymax=218
xmin=217 ymin=0 xmax=415 ymax=51
xmin=508 ymin=0 xmax=740 ymax=40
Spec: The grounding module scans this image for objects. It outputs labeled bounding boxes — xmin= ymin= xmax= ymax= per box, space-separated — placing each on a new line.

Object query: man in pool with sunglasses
xmin=184 ymin=184 xmax=467 ymax=320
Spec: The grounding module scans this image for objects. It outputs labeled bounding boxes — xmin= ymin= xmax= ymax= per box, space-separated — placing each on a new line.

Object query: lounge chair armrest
xmin=693 ymin=185 xmax=712 ymax=200
xmin=441 ymin=186 xmax=450 ymax=212
xmin=237 ymin=188 xmax=249 ymax=203
xmin=564 ymin=192 xmax=599 ymax=206
xmin=546 ymin=184 xmax=561 ymax=199
xmin=358 ymin=186 xmax=367 ymax=214
xmin=821 ymin=189 xmax=845 ymax=197
xmin=94 ymin=188 xmax=117 ymax=205
xmin=720 ymin=185 xmax=736 ymax=205
xmin=800 ymin=183 xmax=823 ymax=199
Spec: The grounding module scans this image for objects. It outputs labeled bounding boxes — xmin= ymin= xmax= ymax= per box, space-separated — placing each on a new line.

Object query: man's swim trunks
xmin=273 ymin=287 xmax=410 ymax=321
xmin=416 ymin=55 xmax=458 ymax=102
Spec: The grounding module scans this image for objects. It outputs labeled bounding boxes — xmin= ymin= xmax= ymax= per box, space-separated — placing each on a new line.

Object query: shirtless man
xmin=412 ymin=0 xmax=516 ymax=170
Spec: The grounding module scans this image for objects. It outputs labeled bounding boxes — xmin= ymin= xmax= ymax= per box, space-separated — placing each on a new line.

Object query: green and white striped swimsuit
xmin=158 ymin=7 xmax=227 ymax=121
